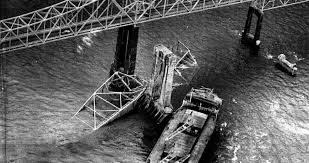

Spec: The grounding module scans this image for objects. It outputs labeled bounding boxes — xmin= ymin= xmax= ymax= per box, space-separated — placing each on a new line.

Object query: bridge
xmin=0 ymin=0 xmax=308 ymax=54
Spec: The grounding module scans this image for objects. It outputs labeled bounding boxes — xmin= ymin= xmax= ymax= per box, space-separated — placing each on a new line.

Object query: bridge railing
xmin=1 ymin=0 xmax=308 ymax=54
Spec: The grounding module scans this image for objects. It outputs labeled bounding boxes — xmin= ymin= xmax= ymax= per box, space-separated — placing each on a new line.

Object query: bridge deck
xmin=1 ymin=0 xmax=308 ymax=54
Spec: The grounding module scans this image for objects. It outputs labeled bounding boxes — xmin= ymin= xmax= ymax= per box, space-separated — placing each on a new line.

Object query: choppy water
xmin=1 ymin=2 xmax=309 ymax=163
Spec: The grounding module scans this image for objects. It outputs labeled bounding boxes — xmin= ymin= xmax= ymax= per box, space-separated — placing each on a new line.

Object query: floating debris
xmin=294 ymin=54 xmax=304 ymax=61
xmin=221 ymin=122 xmax=227 ymax=128
xmin=77 ymin=45 xmax=83 ymax=53
xmin=265 ymin=51 xmax=273 ymax=59
xmin=231 ymin=145 xmax=240 ymax=162
xmin=82 ymin=36 xmax=94 ymax=47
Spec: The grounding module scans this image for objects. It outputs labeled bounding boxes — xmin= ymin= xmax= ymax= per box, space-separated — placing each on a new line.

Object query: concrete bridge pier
xmin=242 ymin=1 xmax=264 ymax=48
xmin=110 ymin=25 xmax=139 ymax=76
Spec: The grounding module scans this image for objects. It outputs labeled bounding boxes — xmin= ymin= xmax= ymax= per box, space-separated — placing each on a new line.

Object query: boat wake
xmin=265 ymin=51 xmax=274 ymax=60
xmin=231 ymin=144 xmax=240 ymax=162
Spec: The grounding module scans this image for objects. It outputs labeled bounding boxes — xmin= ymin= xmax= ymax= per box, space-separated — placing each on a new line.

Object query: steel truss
xmin=0 ymin=0 xmax=308 ymax=54
xmin=173 ymin=41 xmax=198 ymax=84
xmin=72 ymin=71 xmax=146 ymax=130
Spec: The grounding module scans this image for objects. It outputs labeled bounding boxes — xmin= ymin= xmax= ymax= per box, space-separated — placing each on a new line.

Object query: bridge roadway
xmin=0 ymin=0 xmax=308 ymax=54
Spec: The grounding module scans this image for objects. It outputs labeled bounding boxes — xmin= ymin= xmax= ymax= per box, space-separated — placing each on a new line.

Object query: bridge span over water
xmin=0 ymin=0 xmax=308 ymax=54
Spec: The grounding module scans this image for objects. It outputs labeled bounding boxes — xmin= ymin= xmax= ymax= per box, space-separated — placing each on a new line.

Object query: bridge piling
xmin=110 ymin=25 xmax=139 ymax=76
xmin=242 ymin=1 xmax=264 ymax=48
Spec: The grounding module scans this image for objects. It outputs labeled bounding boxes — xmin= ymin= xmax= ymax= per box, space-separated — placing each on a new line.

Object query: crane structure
xmin=0 ymin=0 xmax=308 ymax=54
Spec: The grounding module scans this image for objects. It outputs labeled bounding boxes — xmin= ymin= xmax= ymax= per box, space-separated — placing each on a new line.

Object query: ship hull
xmin=188 ymin=115 xmax=216 ymax=163
xmin=147 ymin=107 xmax=217 ymax=163
xmin=147 ymin=109 xmax=187 ymax=163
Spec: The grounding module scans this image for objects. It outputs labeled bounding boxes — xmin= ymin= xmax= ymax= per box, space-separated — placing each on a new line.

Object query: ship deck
xmin=162 ymin=108 xmax=209 ymax=159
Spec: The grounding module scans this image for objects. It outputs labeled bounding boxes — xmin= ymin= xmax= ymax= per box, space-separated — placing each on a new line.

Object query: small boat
xmin=277 ymin=54 xmax=297 ymax=76
xmin=147 ymin=87 xmax=222 ymax=163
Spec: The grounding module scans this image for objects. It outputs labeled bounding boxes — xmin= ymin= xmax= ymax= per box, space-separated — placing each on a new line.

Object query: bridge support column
xmin=110 ymin=25 xmax=139 ymax=76
xmin=242 ymin=1 xmax=264 ymax=48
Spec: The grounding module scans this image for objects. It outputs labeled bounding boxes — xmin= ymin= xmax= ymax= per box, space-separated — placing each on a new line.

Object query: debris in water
xmin=294 ymin=54 xmax=304 ymax=61
xmin=265 ymin=52 xmax=273 ymax=59
xmin=231 ymin=30 xmax=241 ymax=36
xmin=82 ymin=36 xmax=94 ymax=47
xmin=77 ymin=45 xmax=83 ymax=53
xmin=231 ymin=145 xmax=240 ymax=162
xmin=220 ymin=122 xmax=227 ymax=131
xmin=232 ymin=98 xmax=237 ymax=104
xmin=221 ymin=122 xmax=227 ymax=128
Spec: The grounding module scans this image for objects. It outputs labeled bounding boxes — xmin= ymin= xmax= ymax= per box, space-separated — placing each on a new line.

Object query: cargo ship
xmin=147 ymin=87 xmax=222 ymax=163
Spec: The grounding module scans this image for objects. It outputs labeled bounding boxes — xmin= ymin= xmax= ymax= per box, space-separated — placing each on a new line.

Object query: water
xmin=1 ymin=2 xmax=309 ymax=163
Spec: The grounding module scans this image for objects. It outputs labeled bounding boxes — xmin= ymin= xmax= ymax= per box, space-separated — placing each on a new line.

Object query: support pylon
xmin=242 ymin=1 xmax=264 ymax=48
xmin=110 ymin=25 xmax=139 ymax=76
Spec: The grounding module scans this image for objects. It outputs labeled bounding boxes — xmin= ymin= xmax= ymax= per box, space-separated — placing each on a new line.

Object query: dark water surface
xmin=1 ymin=1 xmax=309 ymax=163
